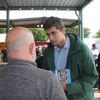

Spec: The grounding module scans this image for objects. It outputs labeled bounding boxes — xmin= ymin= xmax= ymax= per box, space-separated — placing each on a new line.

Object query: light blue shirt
xmin=54 ymin=36 xmax=70 ymax=70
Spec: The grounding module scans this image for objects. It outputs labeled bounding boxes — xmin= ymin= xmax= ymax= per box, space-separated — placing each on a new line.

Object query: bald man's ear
xmin=29 ymin=42 xmax=35 ymax=54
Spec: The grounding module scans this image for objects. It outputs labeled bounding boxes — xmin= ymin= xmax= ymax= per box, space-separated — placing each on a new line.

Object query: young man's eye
xmin=46 ymin=32 xmax=57 ymax=37
xmin=51 ymin=32 xmax=56 ymax=35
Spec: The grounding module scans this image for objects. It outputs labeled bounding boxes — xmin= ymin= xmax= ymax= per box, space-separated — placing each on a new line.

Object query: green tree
xmin=66 ymin=27 xmax=79 ymax=35
xmin=66 ymin=27 xmax=91 ymax=38
xmin=30 ymin=28 xmax=48 ymax=41
xmin=94 ymin=29 xmax=100 ymax=38
xmin=84 ymin=28 xmax=91 ymax=38
xmin=0 ymin=28 xmax=6 ymax=33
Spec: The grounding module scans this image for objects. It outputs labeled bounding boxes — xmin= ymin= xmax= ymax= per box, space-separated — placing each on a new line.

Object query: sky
xmin=0 ymin=0 xmax=100 ymax=37
xmin=83 ymin=0 xmax=100 ymax=37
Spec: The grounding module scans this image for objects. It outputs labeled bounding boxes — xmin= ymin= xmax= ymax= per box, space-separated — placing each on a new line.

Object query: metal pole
xmin=6 ymin=9 xmax=10 ymax=33
xmin=75 ymin=10 xmax=80 ymax=35
xmin=79 ymin=9 xmax=84 ymax=41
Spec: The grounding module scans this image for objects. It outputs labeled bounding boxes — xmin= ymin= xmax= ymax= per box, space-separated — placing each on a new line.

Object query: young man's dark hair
xmin=43 ymin=16 xmax=64 ymax=30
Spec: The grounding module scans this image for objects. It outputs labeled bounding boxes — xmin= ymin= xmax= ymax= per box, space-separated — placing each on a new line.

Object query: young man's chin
xmin=51 ymin=43 xmax=57 ymax=46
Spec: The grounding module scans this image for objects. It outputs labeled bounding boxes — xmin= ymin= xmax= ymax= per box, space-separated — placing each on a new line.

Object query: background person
xmin=0 ymin=26 xmax=67 ymax=100
xmin=91 ymin=44 xmax=99 ymax=88
xmin=1 ymin=48 xmax=8 ymax=63
xmin=0 ymin=51 xmax=3 ymax=64
xmin=91 ymin=43 xmax=99 ymax=65
xmin=42 ymin=16 xmax=98 ymax=100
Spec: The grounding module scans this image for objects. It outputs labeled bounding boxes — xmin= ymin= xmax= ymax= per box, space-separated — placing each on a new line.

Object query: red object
xmin=35 ymin=41 xmax=49 ymax=46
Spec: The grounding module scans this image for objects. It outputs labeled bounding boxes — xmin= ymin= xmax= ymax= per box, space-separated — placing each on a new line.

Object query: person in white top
xmin=91 ymin=43 xmax=99 ymax=64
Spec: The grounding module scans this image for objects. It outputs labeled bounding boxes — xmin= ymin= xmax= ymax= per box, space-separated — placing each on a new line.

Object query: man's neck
xmin=57 ymin=35 xmax=67 ymax=48
xmin=9 ymin=51 xmax=35 ymax=62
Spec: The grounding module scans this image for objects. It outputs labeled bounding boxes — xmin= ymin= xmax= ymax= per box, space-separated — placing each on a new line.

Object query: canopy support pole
xmin=79 ymin=9 xmax=84 ymax=40
xmin=75 ymin=9 xmax=84 ymax=40
xmin=6 ymin=9 xmax=10 ymax=33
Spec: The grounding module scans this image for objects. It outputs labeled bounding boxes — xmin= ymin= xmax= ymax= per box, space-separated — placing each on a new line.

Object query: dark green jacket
xmin=43 ymin=34 xmax=98 ymax=100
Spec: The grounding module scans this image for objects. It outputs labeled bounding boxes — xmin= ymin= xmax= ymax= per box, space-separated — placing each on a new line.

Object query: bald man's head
xmin=6 ymin=27 xmax=36 ymax=61
xmin=6 ymin=27 xmax=34 ymax=50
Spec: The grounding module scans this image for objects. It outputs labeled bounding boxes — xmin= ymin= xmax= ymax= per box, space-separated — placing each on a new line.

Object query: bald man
xmin=0 ymin=27 xmax=67 ymax=100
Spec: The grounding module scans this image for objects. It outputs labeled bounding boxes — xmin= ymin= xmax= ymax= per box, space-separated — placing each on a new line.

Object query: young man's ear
xmin=61 ymin=27 xmax=65 ymax=34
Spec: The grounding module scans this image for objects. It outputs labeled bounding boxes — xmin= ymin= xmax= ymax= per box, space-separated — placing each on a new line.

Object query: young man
xmin=0 ymin=27 xmax=67 ymax=100
xmin=42 ymin=16 xmax=98 ymax=100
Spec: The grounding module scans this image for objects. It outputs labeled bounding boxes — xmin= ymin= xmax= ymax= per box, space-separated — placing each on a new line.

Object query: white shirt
xmin=91 ymin=48 xmax=99 ymax=60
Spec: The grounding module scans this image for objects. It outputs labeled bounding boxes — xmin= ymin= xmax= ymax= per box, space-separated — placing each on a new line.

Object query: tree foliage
xmin=94 ymin=29 xmax=100 ymax=38
xmin=0 ymin=28 xmax=6 ymax=33
xmin=66 ymin=27 xmax=91 ymax=38
xmin=84 ymin=28 xmax=91 ymax=38
xmin=30 ymin=28 xmax=48 ymax=41
xmin=66 ymin=27 xmax=79 ymax=35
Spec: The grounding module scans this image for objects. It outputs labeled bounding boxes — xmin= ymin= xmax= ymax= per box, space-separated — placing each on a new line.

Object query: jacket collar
xmin=8 ymin=58 xmax=37 ymax=67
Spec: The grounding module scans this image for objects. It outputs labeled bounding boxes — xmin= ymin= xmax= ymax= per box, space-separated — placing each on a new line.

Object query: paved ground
xmin=94 ymin=88 xmax=100 ymax=100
